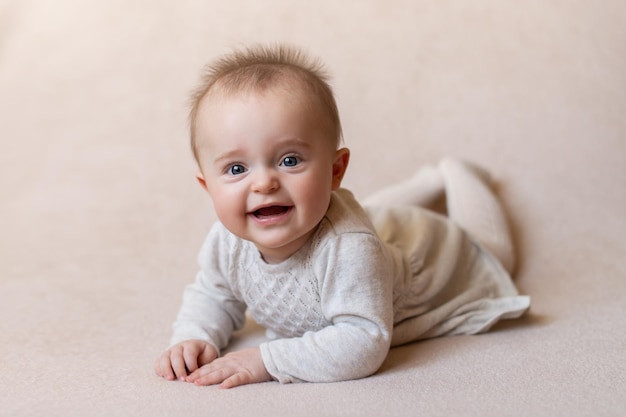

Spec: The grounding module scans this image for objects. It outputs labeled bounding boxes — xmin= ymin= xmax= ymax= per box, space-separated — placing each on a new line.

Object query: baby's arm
xmin=262 ymin=234 xmax=395 ymax=383
xmin=157 ymin=224 xmax=247 ymax=381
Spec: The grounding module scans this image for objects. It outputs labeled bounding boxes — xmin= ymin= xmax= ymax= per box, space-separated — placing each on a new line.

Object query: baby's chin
xmin=250 ymin=230 xmax=320 ymax=264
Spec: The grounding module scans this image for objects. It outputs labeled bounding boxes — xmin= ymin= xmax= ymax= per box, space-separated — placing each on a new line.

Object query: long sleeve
xmin=170 ymin=224 xmax=247 ymax=353
xmin=259 ymin=233 xmax=395 ymax=383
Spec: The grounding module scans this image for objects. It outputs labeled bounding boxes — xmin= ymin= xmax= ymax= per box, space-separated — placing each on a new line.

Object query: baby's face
xmin=194 ymin=88 xmax=348 ymax=264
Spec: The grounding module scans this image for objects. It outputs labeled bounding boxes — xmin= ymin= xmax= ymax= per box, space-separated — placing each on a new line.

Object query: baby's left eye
xmin=281 ymin=156 xmax=300 ymax=167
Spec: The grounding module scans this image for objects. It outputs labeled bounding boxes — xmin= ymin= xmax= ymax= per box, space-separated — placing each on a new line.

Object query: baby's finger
xmin=182 ymin=346 xmax=200 ymax=374
xmin=154 ymin=357 xmax=163 ymax=377
xmin=189 ymin=366 xmax=230 ymax=386
xmin=156 ymin=353 xmax=175 ymax=381
xmin=198 ymin=344 xmax=218 ymax=366
xmin=169 ymin=349 xmax=189 ymax=380
xmin=220 ymin=372 xmax=250 ymax=389
xmin=185 ymin=367 xmax=206 ymax=384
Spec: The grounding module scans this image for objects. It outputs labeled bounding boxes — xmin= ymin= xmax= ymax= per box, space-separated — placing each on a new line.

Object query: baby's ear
xmin=331 ymin=148 xmax=350 ymax=190
xmin=196 ymin=171 xmax=209 ymax=192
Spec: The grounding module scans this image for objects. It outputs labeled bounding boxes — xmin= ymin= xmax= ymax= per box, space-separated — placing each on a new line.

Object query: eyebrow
xmin=213 ymin=149 xmax=242 ymax=165
xmin=213 ymin=137 xmax=313 ymax=164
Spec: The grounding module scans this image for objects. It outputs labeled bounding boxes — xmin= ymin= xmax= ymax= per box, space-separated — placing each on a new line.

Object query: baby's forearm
xmin=260 ymin=321 xmax=391 ymax=384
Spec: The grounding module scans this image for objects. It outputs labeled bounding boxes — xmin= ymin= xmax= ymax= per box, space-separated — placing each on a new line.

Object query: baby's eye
xmin=281 ymin=156 xmax=300 ymax=167
xmin=227 ymin=164 xmax=247 ymax=176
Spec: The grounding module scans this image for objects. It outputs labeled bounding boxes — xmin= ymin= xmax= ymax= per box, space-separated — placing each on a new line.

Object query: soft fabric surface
xmin=1 ymin=1 xmax=624 ymax=416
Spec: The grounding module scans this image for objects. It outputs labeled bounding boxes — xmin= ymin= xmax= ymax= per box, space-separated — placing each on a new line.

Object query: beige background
xmin=1 ymin=1 xmax=625 ymax=416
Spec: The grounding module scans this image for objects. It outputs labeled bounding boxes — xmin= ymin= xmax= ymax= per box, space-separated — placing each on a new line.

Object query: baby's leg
xmin=439 ymin=158 xmax=516 ymax=274
xmin=362 ymin=165 xmax=445 ymax=208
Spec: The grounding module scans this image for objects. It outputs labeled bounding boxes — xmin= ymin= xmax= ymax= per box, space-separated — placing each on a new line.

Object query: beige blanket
xmin=1 ymin=1 xmax=624 ymax=416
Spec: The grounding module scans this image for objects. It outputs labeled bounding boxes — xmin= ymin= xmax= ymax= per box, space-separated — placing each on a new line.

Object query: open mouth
xmin=251 ymin=205 xmax=291 ymax=219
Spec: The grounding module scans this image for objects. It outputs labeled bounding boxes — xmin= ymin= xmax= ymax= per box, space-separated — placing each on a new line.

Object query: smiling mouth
xmin=251 ymin=205 xmax=291 ymax=219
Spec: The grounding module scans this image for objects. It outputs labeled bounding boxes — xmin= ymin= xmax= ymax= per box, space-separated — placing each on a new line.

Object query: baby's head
xmin=189 ymin=44 xmax=343 ymax=165
xmin=189 ymin=44 xmax=350 ymax=263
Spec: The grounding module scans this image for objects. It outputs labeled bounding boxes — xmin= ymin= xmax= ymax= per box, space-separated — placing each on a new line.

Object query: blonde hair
xmin=189 ymin=44 xmax=343 ymax=162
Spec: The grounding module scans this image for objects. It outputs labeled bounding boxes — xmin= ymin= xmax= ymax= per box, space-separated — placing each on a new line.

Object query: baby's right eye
xmin=227 ymin=164 xmax=247 ymax=176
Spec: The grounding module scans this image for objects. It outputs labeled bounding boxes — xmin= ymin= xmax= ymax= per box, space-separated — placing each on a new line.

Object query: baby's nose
xmin=251 ymin=168 xmax=279 ymax=193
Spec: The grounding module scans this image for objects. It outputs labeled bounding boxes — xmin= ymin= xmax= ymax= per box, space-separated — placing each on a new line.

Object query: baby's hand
xmin=186 ymin=347 xmax=272 ymax=389
xmin=155 ymin=340 xmax=218 ymax=382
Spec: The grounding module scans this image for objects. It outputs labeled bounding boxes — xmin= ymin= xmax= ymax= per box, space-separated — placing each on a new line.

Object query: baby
xmin=154 ymin=44 xmax=530 ymax=388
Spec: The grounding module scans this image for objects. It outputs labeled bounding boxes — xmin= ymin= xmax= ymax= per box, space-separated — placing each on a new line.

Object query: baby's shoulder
xmin=322 ymin=189 xmax=379 ymax=238
xmin=309 ymin=189 xmax=387 ymax=262
xmin=308 ymin=190 xmax=395 ymax=283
